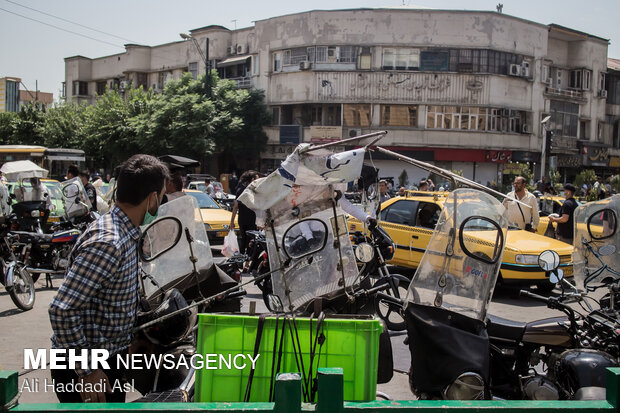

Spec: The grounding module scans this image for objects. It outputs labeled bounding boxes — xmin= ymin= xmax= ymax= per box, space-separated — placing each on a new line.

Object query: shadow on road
xmin=0 ymin=307 xmax=26 ymax=317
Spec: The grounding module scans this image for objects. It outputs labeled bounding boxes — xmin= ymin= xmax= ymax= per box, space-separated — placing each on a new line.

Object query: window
xmin=541 ymin=65 xmax=549 ymax=83
xmin=382 ymin=48 xmax=420 ymax=70
xmin=550 ymin=100 xmax=579 ymax=138
xmin=343 ymin=104 xmax=371 ymax=127
xmin=283 ymin=50 xmax=291 ymax=66
xmin=326 ymin=105 xmax=341 ymax=126
xmin=426 ymin=106 xmax=525 ymax=133
xmin=316 ymin=46 xmax=327 ymax=63
xmin=580 ymin=120 xmax=589 ymax=140
xmin=136 ymin=72 xmax=148 ymax=89
xmin=599 ymin=72 xmax=607 ymax=92
xmin=339 ymin=46 xmax=356 ymax=63
xmin=96 ymin=81 xmax=106 ymax=96
xmin=380 ymin=105 xmax=418 ymax=127
xmin=271 ymin=107 xmax=281 ymax=126
xmin=72 ymin=81 xmax=88 ymax=96
xmin=359 ymin=47 xmax=371 ymax=70
xmin=380 ymin=200 xmax=418 ymax=226
xmin=273 ymin=52 xmax=281 ymax=72
xmin=416 ymin=202 xmax=442 ymax=229
xmin=281 ymin=48 xmax=308 ymax=66
xmin=188 ymin=62 xmax=198 ymax=79
xmin=252 ymin=56 xmax=259 ymax=75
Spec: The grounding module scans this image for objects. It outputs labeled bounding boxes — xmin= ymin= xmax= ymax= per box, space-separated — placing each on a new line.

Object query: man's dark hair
xmin=204 ymin=178 xmax=211 ymax=184
xmin=67 ymin=164 xmax=79 ymax=177
xmin=116 ymin=155 xmax=170 ymax=205
xmin=79 ymin=170 xmax=90 ymax=179
xmin=419 ymin=179 xmax=428 ymax=188
xmin=240 ymin=170 xmax=258 ymax=184
xmin=563 ymin=183 xmax=576 ymax=193
xmin=171 ymin=173 xmax=184 ymax=192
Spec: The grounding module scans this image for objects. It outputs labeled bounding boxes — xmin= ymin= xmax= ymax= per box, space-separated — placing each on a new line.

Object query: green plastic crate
xmin=195 ymin=314 xmax=381 ymax=403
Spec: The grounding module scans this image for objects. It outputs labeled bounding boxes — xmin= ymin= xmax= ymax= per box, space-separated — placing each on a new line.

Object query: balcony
xmin=544 ymin=86 xmax=587 ymax=102
xmin=227 ymin=76 xmax=252 ymax=89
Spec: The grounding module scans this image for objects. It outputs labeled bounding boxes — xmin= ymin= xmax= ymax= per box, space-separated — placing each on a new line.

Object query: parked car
xmin=347 ymin=192 xmax=574 ymax=291
xmin=184 ymin=190 xmax=237 ymax=244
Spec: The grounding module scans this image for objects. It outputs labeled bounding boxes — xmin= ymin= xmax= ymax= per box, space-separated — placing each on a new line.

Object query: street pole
xmin=205 ymin=38 xmax=211 ymax=98
xmin=540 ymin=123 xmax=546 ymax=181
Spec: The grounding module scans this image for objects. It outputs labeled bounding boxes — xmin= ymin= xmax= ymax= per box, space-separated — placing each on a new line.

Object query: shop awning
xmin=217 ymin=55 xmax=250 ymax=68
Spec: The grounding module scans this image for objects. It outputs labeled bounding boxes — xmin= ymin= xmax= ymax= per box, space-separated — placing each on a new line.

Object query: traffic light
xmin=545 ymin=130 xmax=553 ymax=152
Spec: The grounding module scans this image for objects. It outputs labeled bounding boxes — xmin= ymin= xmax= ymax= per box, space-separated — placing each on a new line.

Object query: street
xmin=0 ymin=250 xmax=577 ymax=403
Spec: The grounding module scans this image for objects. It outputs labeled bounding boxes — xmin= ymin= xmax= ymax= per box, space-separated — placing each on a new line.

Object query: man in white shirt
xmin=503 ymin=176 xmax=539 ymax=231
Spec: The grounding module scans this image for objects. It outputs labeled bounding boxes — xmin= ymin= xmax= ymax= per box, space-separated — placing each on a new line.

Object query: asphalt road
xmin=0 ymin=250 xmax=584 ymax=403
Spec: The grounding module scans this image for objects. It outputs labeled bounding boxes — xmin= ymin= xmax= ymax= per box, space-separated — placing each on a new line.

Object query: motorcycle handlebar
xmin=375 ymin=291 xmax=404 ymax=307
xmin=519 ymin=289 xmax=548 ymax=302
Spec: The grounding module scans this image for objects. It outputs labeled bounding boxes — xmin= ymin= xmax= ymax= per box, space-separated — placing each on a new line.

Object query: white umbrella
xmin=0 ymin=160 xmax=49 ymax=181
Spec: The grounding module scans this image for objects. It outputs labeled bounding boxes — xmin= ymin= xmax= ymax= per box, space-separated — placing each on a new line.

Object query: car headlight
xmin=515 ymin=254 xmax=539 ymax=264
xmin=204 ymin=223 xmax=211 ymax=230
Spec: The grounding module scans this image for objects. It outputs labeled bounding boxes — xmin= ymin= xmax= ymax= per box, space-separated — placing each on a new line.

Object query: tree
xmin=398 ymin=169 xmax=409 ymax=188
xmin=40 ymin=103 xmax=89 ymax=149
xmin=574 ymin=169 xmax=597 ymax=200
xmin=10 ymin=103 xmax=46 ymax=146
xmin=0 ymin=112 xmax=16 ymax=144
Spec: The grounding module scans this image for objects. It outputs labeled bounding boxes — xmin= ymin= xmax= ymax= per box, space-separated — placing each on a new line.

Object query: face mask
xmin=141 ymin=193 xmax=160 ymax=226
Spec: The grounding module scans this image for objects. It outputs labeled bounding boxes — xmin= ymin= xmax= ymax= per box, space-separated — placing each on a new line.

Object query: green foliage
xmin=0 ymin=72 xmax=270 ymax=172
xmin=574 ymin=169 xmax=597 ymax=198
xmin=548 ymin=169 xmax=560 ymax=186
xmin=398 ymin=169 xmax=409 ymax=188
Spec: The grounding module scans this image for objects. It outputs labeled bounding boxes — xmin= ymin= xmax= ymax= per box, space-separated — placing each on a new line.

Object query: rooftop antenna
xmin=496 ymin=3 xmax=503 ymax=13
xmin=231 ymin=19 xmax=237 ymax=30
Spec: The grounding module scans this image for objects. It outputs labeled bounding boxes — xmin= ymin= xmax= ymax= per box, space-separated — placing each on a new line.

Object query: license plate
xmin=216 ymin=231 xmax=228 ymax=238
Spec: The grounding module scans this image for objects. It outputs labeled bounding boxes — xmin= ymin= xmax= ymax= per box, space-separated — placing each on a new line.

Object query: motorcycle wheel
xmin=373 ymin=274 xmax=411 ymax=331
xmin=8 ymin=264 xmax=35 ymax=311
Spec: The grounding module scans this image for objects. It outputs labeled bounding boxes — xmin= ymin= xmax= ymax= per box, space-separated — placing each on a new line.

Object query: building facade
xmin=0 ymin=77 xmax=20 ymax=113
xmin=64 ymin=8 xmax=614 ymax=185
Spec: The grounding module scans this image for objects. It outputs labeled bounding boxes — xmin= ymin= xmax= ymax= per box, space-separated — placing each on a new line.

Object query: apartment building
xmin=64 ymin=8 xmax=613 ymax=184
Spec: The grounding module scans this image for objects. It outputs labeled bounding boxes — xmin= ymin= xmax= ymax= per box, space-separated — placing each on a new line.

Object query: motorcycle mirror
xmin=599 ymin=244 xmax=617 ymax=257
xmin=538 ymin=250 xmax=560 ymax=272
xmin=354 ymin=242 xmax=375 ymax=263
xmin=282 ymin=219 xmax=328 ymax=260
xmin=549 ymin=268 xmax=564 ymax=284
xmin=587 ymin=208 xmax=617 ymax=240
xmin=62 ymin=183 xmax=79 ymax=198
xmin=139 ymin=216 xmax=183 ymax=262
xmin=267 ymin=294 xmax=283 ymax=312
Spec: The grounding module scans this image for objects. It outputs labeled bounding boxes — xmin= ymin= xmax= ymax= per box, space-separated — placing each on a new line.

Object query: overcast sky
xmin=1 ymin=0 xmax=618 ymax=99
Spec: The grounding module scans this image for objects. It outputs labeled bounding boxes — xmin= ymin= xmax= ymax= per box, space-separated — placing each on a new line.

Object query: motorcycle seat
xmin=487 ymin=314 xmax=526 ymax=341
xmin=11 ymin=231 xmax=53 ymax=243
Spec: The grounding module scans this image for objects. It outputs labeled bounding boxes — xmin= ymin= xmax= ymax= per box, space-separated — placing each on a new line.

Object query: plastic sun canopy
xmin=0 ymin=160 xmax=49 ymax=181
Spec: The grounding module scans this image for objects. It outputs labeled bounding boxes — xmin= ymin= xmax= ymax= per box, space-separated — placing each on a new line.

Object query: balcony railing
xmin=227 ymin=76 xmax=252 ymax=88
xmin=544 ymin=86 xmax=587 ymax=101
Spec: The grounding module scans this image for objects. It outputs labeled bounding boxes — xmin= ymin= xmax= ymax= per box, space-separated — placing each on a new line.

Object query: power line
xmin=0 ymin=6 xmax=123 ymax=49
xmin=3 ymin=0 xmax=138 ymax=44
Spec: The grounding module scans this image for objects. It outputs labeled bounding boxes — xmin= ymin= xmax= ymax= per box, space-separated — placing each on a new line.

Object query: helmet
xmin=142 ymin=289 xmax=197 ymax=346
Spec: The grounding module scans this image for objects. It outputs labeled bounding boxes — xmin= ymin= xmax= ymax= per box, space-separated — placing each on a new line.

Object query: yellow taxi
xmin=348 ymin=191 xmax=574 ymax=291
xmin=184 ymin=190 xmax=237 ymax=244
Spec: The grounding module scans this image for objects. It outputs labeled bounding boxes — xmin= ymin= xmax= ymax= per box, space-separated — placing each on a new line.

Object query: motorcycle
xmin=11 ymin=179 xmax=97 ymax=287
xmin=126 ymin=195 xmax=244 ymax=401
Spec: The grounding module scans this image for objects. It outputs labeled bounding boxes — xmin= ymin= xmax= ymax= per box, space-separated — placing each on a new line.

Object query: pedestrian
xmin=230 ymin=170 xmax=259 ymax=254
xmin=15 ymin=177 xmax=52 ymax=224
xmin=418 ymin=179 xmax=429 ymax=191
xmin=535 ymin=176 xmax=546 ymax=193
xmin=66 ymin=164 xmax=79 ymax=180
xmin=427 ymin=178 xmax=435 ymax=191
xmin=549 ymin=183 xmax=578 ymax=244
xmin=398 ymin=186 xmax=406 ymax=197
xmin=48 ymin=154 xmax=169 ymax=403
xmin=204 ymin=178 xmax=215 ymax=197
xmin=502 ymin=176 xmax=539 ymax=232
xmin=229 ymin=172 xmax=239 ymax=194
xmin=379 ymin=179 xmax=391 ymax=203
xmin=164 ymin=172 xmax=186 ymax=203
xmin=79 ymin=171 xmax=98 ymax=212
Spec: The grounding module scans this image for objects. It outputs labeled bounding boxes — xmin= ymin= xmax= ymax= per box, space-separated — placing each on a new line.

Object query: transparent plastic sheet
xmin=406 ymin=189 xmax=508 ymax=321
xmin=0 ymin=182 xmax=11 ymax=221
xmin=61 ymin=177 xmax=92 ymax=218
xmin=572 ymin=194 xmax=620 ymax=289
xmin=141 ymin=195 xmax=213 ymax=299
xmin=266 ymin=185 xmax=359 ymax=312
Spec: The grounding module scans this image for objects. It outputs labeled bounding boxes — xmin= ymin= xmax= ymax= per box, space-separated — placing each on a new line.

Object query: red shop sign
xmin=485 ymin=150 xmax=512 ymax=164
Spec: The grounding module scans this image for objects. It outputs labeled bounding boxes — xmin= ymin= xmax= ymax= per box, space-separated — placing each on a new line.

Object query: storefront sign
xmin=511 ymin=151 xmax=540 ymax=162
xmin=583 ymin=146 xmax=609 ymax=167
xmin=610 ymin=156 xmax=620 ymax=168
xmin=261 ymin=144 xmax=297 ymax=160
xmin=280 ymin=125 xmax=302 ymax=144
xmin=485 ymin=150 xmax=512 ymax=163
xmin=557 ymin=155 xmax=581 ymax=168
xmin=310 ymin=126 xmax=342 ymax=143
xmin=502 ymin=163 xmax=522 ymax=175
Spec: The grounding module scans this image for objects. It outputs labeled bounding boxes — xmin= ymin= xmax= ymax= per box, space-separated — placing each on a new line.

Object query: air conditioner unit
xmin=228 ymin=45 xmax=236 ymax=55
xmin=347 ymin=128 xmax=362 ymax=138
xmin=521 ymin=66 xmax=530 ymax=78
xmin=509 ymin=64 xmax=521 ymax=76
xmin=299 ymin=61 xmax=312 ymax=70
xmin=522 ymin=124 xmax=530 ymax=134
xmin=236 ymin=44 xmax=246 ymax=54
xmin=599 ymin=90 xmax=608 ymax=98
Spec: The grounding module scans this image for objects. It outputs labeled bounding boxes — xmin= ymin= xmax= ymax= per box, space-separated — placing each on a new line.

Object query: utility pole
xmin=205 ymin=38 xmax=211 ymax=98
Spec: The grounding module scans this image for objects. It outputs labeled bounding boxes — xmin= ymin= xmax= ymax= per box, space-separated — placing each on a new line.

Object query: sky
xmin=1 ymin=0 xmax=619 ymax=99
